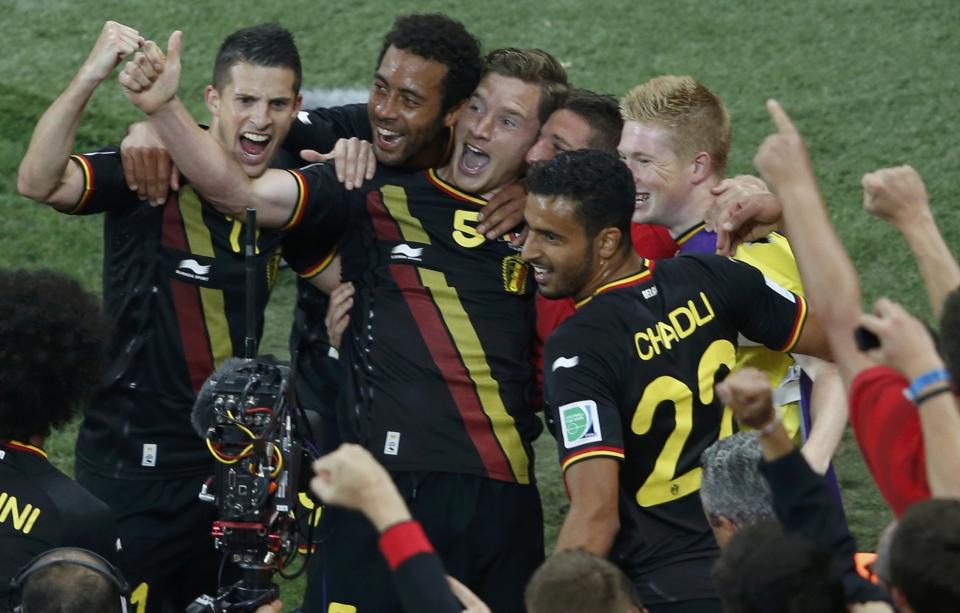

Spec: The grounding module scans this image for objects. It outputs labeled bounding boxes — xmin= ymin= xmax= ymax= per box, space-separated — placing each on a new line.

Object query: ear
xmin=595 ymin=227 xmax=623 ymax=259
xmin=443 ymin=99 xmax=468 ymax=128
xmin=204 ymin=85 xmax=220 ymax=115
xmin=690 ymin=151 xmax=713 ymax=185
xmin=293 ymin=93 xmax=303 ymax=115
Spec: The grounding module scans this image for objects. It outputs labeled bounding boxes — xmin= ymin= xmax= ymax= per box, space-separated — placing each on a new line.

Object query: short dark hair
xmin=377 ymin=13 xmax=484 ymax=114
xmin=889 ymin=499 xmax=960 ymax=612
xmin=527 ymin=149 xmax=634 ymax=250
xmin=712 ymin=522 xmax=846 ymax=613
xmin=19 ymin=549 xmax=124 ymax=613
xmin=484 ymin=48 xmax=569 ymax=124
xmin=560 ymin=88 xmax=624 ymax=155
xmin=939 ymin=287 xmax=960 ymax=385
xmin=0 ymin=269 xmax=107 ymax=440
xmin=213 ymin=23 xmax=302 ymax=93
xmin=525 ymin=550 xmax=642 ymax=613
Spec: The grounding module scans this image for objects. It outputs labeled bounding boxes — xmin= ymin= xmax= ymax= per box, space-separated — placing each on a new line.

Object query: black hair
xmin=377 ymin=13 xmax=484 ymax=114
xmin=214 ymin=23 xmax=302 ymax=93
xmin=0 ymin=269 xmax=107 ymax=440
xmin=712 ymin=522 xmax=847 ymax=613
xmin=527 ymin=149 xmax=634 ymax=250
xmin=560 ymin=88 xmax=623 ymax=154
xmin=889 ymin=499 xmax=960 ymax=612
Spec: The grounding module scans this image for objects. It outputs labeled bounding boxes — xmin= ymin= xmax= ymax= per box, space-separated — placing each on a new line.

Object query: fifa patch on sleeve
xmin=559 ymin=400 xmax=602 ymax=449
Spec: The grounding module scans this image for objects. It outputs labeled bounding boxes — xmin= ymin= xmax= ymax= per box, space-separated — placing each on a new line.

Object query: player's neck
xmin=666 ymin=179 xmax=718 ymax=238
xmin=404 ymin=129 xmax=453 ymax=172
xmin=575 ymin=250 xmax=645 ymax=302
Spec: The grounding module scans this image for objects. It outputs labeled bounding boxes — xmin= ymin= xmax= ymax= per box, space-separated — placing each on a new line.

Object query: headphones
xmin=7 ymin=547 xmax=129 ymax=613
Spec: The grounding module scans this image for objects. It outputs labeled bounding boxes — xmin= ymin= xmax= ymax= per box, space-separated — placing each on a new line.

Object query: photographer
xmin=0 ymin=269 xmax=118 ymax=598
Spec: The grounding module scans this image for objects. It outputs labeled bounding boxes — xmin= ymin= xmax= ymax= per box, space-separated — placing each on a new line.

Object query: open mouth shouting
xmin=634 ymin=191 xmax=650 ymax=210
xmin=240 ymin=132 xmax=271 ymax=162
xmin=375 ymin=126 xmax=404 ymax=152
xmin=459 ymin=143 xmax=490 ymax=176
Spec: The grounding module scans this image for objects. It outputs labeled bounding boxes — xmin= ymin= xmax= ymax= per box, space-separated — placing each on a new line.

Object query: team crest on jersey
xmin=502 ymin=255 xmax=529 ymax=294
xmin=559 ymin=400 xmax=602 ymax=449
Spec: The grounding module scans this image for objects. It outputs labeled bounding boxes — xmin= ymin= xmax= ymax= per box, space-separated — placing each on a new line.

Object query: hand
xmin=713 ymin=192 xmax=783 ymax=257
xmin=862 ymin=165 xmax=930 ymax=228
xmin=715 ymin=368 xmax=776 ymax=430
xmin=121 ymin=121 xmax=179 ymax=205
xmin=324 ymin=282 xmax=354 ymax=351
xmin=255 ymin=600 xmax=282 ymax=613
xmin=119 ymin=30 xmax=181 ymax=115
xmin=858 ymin=297 xmax=943 ymax=380
xmin=310 ymin=444 xmax=410 ymax=530
xmin=300 ymin=137 xmax=377 ymax=190
xmin=79 ymin=21 xmax=143 ymax=84
xmin=708 ymin=175 xmax=781 ymax=256
xmin=753 ymin=100 xmax=816 ymax=196
xmin=478 ymin=181 xmax=528 ymax=242
xmin=447 ymin=576 xmax=491 ymax=613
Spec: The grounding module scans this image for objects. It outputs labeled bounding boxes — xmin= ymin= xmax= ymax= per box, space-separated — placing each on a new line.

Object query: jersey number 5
xmin=630 ymin=339 xmax=736 ymax=507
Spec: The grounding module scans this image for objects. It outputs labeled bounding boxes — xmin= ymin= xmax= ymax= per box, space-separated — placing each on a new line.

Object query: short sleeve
xmin=67 ymin=147 xmax=138 ymax=215
xmin=543 ymin=317 xmax=626 ymax=472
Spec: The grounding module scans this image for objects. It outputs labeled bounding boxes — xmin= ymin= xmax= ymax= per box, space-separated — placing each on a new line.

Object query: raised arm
xmin=753 ymin=100 xmax=871 ymax=388
xmin=863 ymin=165 xmax=960 ymax=320
xmin=119 ymin=31 xmax=299 ymax=228
xmin=18 ymin=21 xmax=142 ymax=210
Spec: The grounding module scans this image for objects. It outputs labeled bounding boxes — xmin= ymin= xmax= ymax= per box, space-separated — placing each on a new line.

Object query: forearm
xmin=17 ymin=70 xmax=101 ymax=206
xmin=148 ymin=97 xmax=252 ymax=215
xmin=777 ymin=179 xmax=864 ymax=383
xmin=917 ymin=391 xmax=960 ymax=497
xmin=801 ymin=362 xmax=848 ymax=474
xmin=553 ymin=504 xmax=619 ymax=556
xmin=898 ymin=215 xmax=960 ymax=320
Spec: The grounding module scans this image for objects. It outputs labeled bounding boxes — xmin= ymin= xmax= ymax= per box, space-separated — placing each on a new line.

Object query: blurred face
xmin=207 ymin=63 xmax=302 ymax=178
xmin=522 ymin=192 xmax=596 ymax=301
xmin=369 ymin=45 xmax=450 ymax=167
xmin=444 ymin=73 xmax=542 ymax=197
xmin=618 ymin=120 xmax=693 ymax=227
xmin=525 ymin=109 xmax=595 ymax=165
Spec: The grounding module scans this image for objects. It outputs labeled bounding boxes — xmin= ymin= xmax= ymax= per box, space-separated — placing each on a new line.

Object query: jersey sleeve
xmin=280 ymin=162 xmax=354 ymax=276
xmin=281 ymin=103 xmax=372 ymax=163
xmin=709 ymin=256 xmax=808 ymax=352
xmin=543 ymin=315 xmax=626 ymax=473
xmin=631 ymin=223 xmax=678 ymax=259
xmin=66 ymin=147 xmax=139 ymax=215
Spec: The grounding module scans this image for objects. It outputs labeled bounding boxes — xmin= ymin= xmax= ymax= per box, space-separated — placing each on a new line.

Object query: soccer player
xmin=122 ymin=34 xmax=567 ymax=613
xmin=522 ymin=149 xmax=829 ymax=612
xmin=618 ymin=75 xmax=845 ymax=476
xmin=17 ymin=22 xmax=306 ymax=611
xmin=0 ymin=269 xmax=118 ymax=600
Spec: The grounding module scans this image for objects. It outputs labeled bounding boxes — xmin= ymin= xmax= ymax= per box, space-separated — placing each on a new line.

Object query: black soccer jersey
xmin=543 ymin=254 xmax=807 ymax=602
xmin=68 ymin=148 xmax=291 ymax=478
xmin=0 ymin=441 xmax=119 ymax=598
xmin=281 ymin=103 xmax=372 ymax=164
xmin=284 ymin=165 xmax=540 ymax=484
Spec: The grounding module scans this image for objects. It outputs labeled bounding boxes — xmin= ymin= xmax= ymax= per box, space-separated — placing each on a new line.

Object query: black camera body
xmin=189 ymin=357 xmax=304 ymax=612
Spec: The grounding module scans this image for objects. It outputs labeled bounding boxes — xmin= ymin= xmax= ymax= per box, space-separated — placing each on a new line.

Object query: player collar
xmin=575 ymin=258 xmax=656 ymax=309
xmin=0 ymin=440 xmax=48 ymax=459
xmin=426 ymin=169 xmax=487 ymax=206
xmin=675 ymin=221 xmax=707 ymax=248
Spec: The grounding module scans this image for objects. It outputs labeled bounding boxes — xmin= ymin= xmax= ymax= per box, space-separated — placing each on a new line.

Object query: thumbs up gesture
xmin=753 ymin=100 xmax=815 ymax=191
xmin=119 ymin=30 xmax=182 ymax=115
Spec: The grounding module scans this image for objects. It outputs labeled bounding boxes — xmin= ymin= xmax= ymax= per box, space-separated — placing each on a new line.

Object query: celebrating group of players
xmin=7 ymin=10 xmax=959 ymax=613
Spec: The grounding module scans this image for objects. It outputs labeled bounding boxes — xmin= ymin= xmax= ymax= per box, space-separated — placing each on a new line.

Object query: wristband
xmin=379 ymin=519 xmax=433 ymax=571
xmin=914 ymin=384 xmax=953 ymax=406
xmin=904 ymin=367 xmax=950 ymax=402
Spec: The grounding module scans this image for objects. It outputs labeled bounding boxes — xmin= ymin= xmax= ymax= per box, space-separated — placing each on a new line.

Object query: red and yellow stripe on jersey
xmin=161 ymin=186 xmax=233 ymax=392
xmin=367 ymin=178 xmax=531 ymax=484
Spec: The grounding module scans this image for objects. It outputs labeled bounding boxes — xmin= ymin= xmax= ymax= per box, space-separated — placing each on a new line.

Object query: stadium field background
xmin=2 ymin=1 xmax=958 ymax=608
